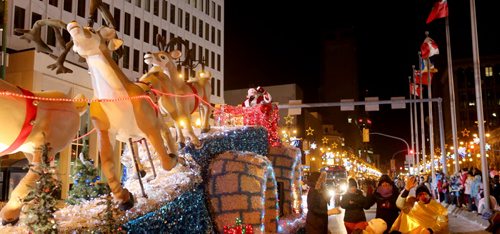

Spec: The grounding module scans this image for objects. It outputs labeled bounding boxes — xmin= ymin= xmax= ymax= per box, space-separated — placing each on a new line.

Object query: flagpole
xmin=412 ymin=65 xmax=421 ymax=174
xmin=469 ymin=0 xmax=491 ymax=212
xmin=445 ymin=17 xmax=460 ymax=175
xmin=424 ymin=37 xmax=436 ymax=186
xmin=418 ymin=52 xmax=426 ymax=175
xmin=408 ymin=76 xmax=416 ymax=174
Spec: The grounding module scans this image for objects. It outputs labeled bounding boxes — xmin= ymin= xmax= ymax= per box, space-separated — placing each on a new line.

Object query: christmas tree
xmin=66 ymin=143 xmax=106 ymax=205
xmin=22 ymin=143 xmax=60 ymax=233
xmin=96 ymin=186 xmax=125 ymax=233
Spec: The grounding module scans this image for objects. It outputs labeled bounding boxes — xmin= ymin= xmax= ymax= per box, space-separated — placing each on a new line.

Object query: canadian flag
xmin=421 ymin=36 xmax=439 ymax=59
xmin=410 ymin=83 xmax=421 ymax=97
xmin=426 ymin=0 xmax=449 ymax=24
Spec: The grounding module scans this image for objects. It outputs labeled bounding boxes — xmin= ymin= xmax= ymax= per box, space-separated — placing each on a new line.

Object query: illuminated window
xmin=485 ymin=66 xmax=493 ymax=77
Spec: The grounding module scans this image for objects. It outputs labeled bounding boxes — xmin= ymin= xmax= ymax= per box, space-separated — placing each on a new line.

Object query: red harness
xmin=0 ymin=87 xmax=38 ymax=155
xmin=187 ymin=83 xmax=200 ymax=114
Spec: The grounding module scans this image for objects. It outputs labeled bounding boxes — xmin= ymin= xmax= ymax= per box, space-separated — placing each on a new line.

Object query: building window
xmin=205 ymin=0 xmax=209 ymax=14
xmin=31 ymin=12 xmax=42 ymax=27
xmin=485 ymin=66 xmax=493 ymax=77
xmin=216 ymin=79 xmax=221 ymax=97
xmin=145 ymin=0 xmax=150 ymax=12
xmin=77 ymin=0 xmax=85 ymax=17
xmin=124 ymin=13 xmax=131 ymax=35
xmin=133 ymin=49 xmax=140 ymax=72
xmin=217 ymin=29 xmax=221 ymax=46
xmin=198 ymin=19 xmax=203 ymax=38
xmin=62 ymin=30 xmax=70 ymax=43
xmin=153 ymin=0 xmax=160 ymax=16
xmin=47 ymin=27 xmax=56 ymax=47
xmin=49 ymin=0 xmax=58 ymax=7
xmin=144 ymin=21 xmax=150 ymax=43
xmin=198 ymin=46 xmax=203 ymax=61
xmin=185 ymin=12 xmax=190 ymax=31
xmin=205 ymin=23 xmax=209 ymax=41
xmin=63 ymin=0 xmax=72 ymax=12
xmin=162 ymin=1 xmax=168 ymax=20
xmin=134 ymin=17 xmax=141 ymax=39
xmin=205 ymin=49 xmax=209 ymax=67
xmin=217 ymin=4 xmax=221 ymax=22
xmin=143 ymin=52 xmax=149 ymax=73
xmin=114 ymin=8 xmax=121 ymax=31
xmin=211 ymin=1 xmax=215 ymax=18
xmin=191 ymin=16 xmax=197 ymax=34
xmin=211 ymin=78 xmax=215 ymax=95
xmin=123 ymin=46 xmax=130 ymax=68
xmin=153 ymin=25 xmax=159 ymax=43
xmin=177 ymin=8 xmax=183 ymax=28
xmin=14 ymin=6 xmax=25 ymax=36
xmin=135 ymin=0 xmax=141 ymax=8
xmin=217 ymin=54 xmax=220 ymax=71
xmin=211 ymin=51 xmax=215 ymax=69
xmin=191 ymin=43 xmax=197 ymax=59
xmin=170 ymin=4 xmax=176 ymax=24
xmin=162 ymin=29 xmax=167 ymax=38
xmin=211 ymin=26 xmax=215 ymax=43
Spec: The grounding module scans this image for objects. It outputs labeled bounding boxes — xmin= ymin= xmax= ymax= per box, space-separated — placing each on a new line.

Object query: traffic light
xmin=362 ymin=128 xmax=370 ymax=142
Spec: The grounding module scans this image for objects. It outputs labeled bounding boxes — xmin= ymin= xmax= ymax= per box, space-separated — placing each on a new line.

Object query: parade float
xmin=0 ymin=2 xmax=307 ymax=233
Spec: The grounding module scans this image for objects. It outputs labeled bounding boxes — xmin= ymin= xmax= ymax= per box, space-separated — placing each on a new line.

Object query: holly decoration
xmin=223 ymin=218 xmax=254 ymax=234
xmin=66 ymin=143 xmax=106 ymax=205
xmin=22 ymin=143 xmax=60 ymax=233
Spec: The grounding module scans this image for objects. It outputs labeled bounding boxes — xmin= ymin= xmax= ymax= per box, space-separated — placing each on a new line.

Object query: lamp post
xmin=160 ymin=35 xmax=208 ymax=81
xmin=370 ymin=132 xmax=415 ymax=175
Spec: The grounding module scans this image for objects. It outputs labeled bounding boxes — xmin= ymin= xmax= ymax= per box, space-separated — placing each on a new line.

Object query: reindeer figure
xmin=65 ymin=21 xmax=181 ymax=210
xmin=141 ymin=35 xmax=212 ymax=148
xmin=0 ymin=79 xmax=87 ymax=224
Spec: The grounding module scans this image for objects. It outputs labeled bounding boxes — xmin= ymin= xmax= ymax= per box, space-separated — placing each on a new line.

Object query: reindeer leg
xmin=201 ymin=104 xmax=212 ymax=133
xmin=169 ymin=112 xmax=185 ymax=149
xmin=0 ymin=153 xmax=39 ymax=225
xmin=145 ymin=127 xmax=179 ymax=171
xmin=183 ymin=115 xmax=201 ymax=147
xmin=90 ymin=103 xmax=133 ymax=210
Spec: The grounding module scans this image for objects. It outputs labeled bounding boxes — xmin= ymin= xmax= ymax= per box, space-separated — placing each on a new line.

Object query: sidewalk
xmin=445 ymin=203 xmax=491 ymax=230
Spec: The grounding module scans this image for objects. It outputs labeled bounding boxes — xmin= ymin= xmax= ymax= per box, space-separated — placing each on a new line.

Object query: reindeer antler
xmin=15 ymin=19 xmax=74 ymax=74
xmin=15 ymin=19 xmax=66 ymax=54
xmin=156 ymin=34 xmax=167 ymax=52
xmin=89 ymin=0 xmax=122 ymax=58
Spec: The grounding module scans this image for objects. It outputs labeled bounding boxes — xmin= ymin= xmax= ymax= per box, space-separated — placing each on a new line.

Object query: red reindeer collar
xmin=0 ymin=87 xmax=38 ymax=155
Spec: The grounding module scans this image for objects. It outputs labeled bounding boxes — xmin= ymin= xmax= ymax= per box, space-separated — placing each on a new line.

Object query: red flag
xmin=426 ymin=0 xmax=449 ymax=24
xmin=410 ymin=83 xmax=421 ymax=97
xmin=421 ymin=36 xmax=439 ymax=59
xmin=414 ymin=70 xmax=432 ymax=86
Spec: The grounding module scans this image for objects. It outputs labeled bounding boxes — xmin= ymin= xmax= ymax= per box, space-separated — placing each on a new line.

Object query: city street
xmin=327 ymin=204 xmax=490 ymax=233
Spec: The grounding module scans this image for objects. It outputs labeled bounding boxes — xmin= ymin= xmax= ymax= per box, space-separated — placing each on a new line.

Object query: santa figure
xmin=242 ymin=86 xmax=272 ymax=107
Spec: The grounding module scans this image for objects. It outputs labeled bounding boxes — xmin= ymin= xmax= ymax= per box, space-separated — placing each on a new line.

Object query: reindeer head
xmin=67 ymin=21 xmax=123 ymax=57
xmin=144 ymin=50 xmax=182 ymax=68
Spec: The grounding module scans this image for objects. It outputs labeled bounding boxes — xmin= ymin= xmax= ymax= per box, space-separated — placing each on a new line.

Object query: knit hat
xmin=415 ymin=184 xmax=431 ymax=196
xmin=377 ymin=174 xmax=393 ymax=187
xmin=348 ymin=178 xmax=358 ymax=188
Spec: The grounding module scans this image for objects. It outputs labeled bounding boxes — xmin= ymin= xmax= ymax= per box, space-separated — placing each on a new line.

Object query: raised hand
xmin=405 ymin=176 xmax=417 ymax=191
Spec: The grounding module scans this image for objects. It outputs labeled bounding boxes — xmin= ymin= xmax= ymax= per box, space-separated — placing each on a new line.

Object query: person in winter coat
xmin=306 ymin=171 xmax=330 ymax=234
xmin=341 ymin=178 xmax=372 ymax=234
xmin=368 ymin=175 xmax=400 ymax=233
xmin=390 ymin=176 xmax=448 ymax=234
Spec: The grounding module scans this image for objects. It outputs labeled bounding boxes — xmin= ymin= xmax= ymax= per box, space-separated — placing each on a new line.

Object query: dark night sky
xmin=224 ymin=1 xmax=500 ymax=162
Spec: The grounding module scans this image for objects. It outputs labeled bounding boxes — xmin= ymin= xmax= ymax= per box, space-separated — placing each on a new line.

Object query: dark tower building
xmin=319 ymin=28 xmax=363 ymax=151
